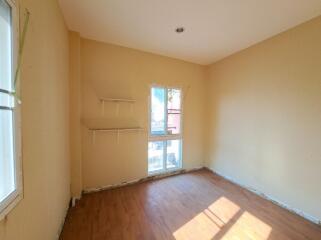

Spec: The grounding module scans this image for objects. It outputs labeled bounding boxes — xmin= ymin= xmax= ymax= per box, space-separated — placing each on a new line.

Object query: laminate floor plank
xmin=60 ymin=169 xmax=321 ymax=240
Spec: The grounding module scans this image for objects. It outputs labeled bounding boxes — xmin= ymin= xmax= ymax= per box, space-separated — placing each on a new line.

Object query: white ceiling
xmin=58 ymin=0 xmax=321 ymax=65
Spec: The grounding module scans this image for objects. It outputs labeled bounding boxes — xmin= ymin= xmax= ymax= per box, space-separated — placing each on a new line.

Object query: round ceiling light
xmin=175 ymin=27 xmax=185 ymax=33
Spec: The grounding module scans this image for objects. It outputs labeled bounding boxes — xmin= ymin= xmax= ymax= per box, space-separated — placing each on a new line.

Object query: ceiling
xmin=58 ymin=0 xmax=321 ymax=65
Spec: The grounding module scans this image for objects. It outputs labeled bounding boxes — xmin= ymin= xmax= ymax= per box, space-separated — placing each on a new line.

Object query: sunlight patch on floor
xmin=173 ymin=197 xmax=272 ymax=240
xmin=219 ymin=211 xmax=272 ymax=240
xmin=173 ymin=197 xmax=240 ymax=240
xmin=173 ymin=211 xmax=221 ymax=240
xmin=208 ymin=197 xmax=241 ymax=224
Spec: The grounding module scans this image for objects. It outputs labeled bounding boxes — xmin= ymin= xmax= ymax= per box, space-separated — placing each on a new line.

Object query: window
xmin=148 ymin=86 xmax=182 ymax=174
xmin=0 ymin=0 xmax=22 ymax=219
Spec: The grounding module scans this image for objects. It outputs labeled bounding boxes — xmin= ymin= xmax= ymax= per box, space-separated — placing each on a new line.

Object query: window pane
xmin=0 ymin=92 xmax=14 ymax=108
xmin=0 ymin=110 xmax=15 ymax=202
xmin=167 ymin=89 xmax=181 ymax=134
xmin=151 ymin=87 xmax=165 ymax=135
xmin=0 ymin=0 xmax=12 ymax=92
xmin=168 ymin=89 xmax=181 ymax=110
xmin=148 ymin=141 xmax=164 ymax=172
xmin=166 ymin=140 xmax=181 ymax=169
xmin=167 ymin=110 xmax=181 ymax=134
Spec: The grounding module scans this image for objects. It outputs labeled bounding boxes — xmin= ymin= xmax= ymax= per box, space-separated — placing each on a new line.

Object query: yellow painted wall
xmin=79 ymin=38 xmax=206 ymax=190
xmin=206 ymin=16 xmax=321 ymax=221
xmin=69 ymin=31 xmax=82 ymax=198
xmin=0 ymin=0 xmax=70 ymax=239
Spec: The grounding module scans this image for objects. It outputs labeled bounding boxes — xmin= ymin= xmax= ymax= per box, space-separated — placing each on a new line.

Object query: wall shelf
xmin=89 ymin=127 xmax=144 ymax=144
xmin=89 ymin=127 xmax=143 ymax=132
xmin=99 ymin=98 xmax=136 ymax=103
xmin=99 ymin=98 xmax=136 ymax=116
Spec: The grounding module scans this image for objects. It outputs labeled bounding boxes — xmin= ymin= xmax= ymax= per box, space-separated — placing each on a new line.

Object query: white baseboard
xmin=206 ymin=167 xmax=321 ymax=226
xmin=83 ymin=166 xmax=204 ymax=194
xmin=56 ymin=201 xmax=70 ymax=240
xmin=71 ymin=195 xmax=82 ymax=207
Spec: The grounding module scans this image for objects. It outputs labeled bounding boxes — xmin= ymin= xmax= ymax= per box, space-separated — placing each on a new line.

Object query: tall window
xmin=148 ymin=86 xmax=182 ymax=174
xmin=0 ymin=0 xmax=22 ymax=219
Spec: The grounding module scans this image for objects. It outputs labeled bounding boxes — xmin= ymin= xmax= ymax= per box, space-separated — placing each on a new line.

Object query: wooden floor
xmin=60 ymin=169 xmax=321 ymax=240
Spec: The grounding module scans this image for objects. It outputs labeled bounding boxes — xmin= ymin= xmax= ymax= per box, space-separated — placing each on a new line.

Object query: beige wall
xmin=206 ymin=16 xmax=321 ymax=222
xmin=0 ymin=0 xmax=70 ymax=239
xmin=78 ymin=38 xmax=206 ymax=190
xmin=69 ymin=31 xmax=82 ymax=198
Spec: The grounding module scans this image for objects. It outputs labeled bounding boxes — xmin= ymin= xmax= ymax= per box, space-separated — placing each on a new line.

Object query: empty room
xmin=0 ymin=0 xmax=321 ymax=239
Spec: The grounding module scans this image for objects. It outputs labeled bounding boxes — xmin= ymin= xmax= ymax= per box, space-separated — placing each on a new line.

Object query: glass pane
xmin=167 ymin=89 xmax=181 ymax=134
xmin=0 ymin=92 xmax=14 ymax=108
xmin=0 ymin=0 xmax=13 ymax=92
xmin=151 ymin=87 xmax=166 ymax=135
xmin=148 ymin=141 xmax=164 ymax=173
xmin=166 ymin=140 xmax=181 ymax=169
xmin=167 ymin=110 xmax=181 ymax=134
xmin=168 ymin=89 xmax=181 ymax=110
xmin=0 ymin=109 xmax=15 ymax=202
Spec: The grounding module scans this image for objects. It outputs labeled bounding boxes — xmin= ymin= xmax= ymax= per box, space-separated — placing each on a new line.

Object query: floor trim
xmin=83 ymin=166 xmax=204 ymax=194
xmin=56 ymin=200 xmax=70 ymax=240
xmin=205 ymin=167 xmax=321 ymax=227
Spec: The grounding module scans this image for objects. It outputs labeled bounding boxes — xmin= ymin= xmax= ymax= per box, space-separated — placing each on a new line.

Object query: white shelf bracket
xmin=101 ymin=100 xmax=105 ymax=116
xmin=116 ymin=102 xmax=120 ymax=117
xmin=130 ymin=103 xmax=134 ymax=114
xmin=117 ymin=129 xmax=120 ymax=144
xmin=92 ymin=130 xmax=96 ymax=144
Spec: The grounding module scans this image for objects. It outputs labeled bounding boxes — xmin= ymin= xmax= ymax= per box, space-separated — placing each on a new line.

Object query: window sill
xmin=0 ymin=192 xmax=23 ymax=221
xmin=148 ymin=167 xmax=183 ymax=177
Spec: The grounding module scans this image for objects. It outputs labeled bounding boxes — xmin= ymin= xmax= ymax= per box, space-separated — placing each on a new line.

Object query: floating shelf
xmin=89 ymin=127 xmax=144 ymax=132
xmin=99 ymin=98 xmax=136 ymax=103
xmin=89 ymin=127 xmax=144 ymax=144
xmin=99 ymin=98 xmax=136 ymax=116
xmin=82 ymin=117 xmax=140 ymax=130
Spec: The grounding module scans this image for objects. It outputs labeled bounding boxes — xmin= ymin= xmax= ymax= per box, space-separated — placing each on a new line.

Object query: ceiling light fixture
xmin=175 ymin=27 xmax=185 ymax=33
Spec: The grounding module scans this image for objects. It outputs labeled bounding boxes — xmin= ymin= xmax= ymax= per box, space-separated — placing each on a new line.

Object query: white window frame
xmin=148 ymin=84 xmax=183 ymax=175
xmin=0 ymin=0 xmax=23 ymax=220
